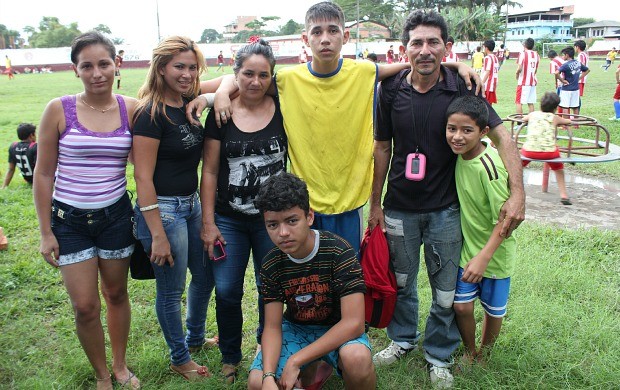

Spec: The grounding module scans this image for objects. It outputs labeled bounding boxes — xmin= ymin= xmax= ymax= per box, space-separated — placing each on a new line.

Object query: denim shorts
xmin=51 ymin=192 xmax=135 ymax=266
xmin=250 ymin=319 xmax=371 ymax=377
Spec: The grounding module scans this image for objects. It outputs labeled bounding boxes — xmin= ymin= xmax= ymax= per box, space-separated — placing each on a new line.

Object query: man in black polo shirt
xmin=368 ymin=10 xmax=525 ymax=388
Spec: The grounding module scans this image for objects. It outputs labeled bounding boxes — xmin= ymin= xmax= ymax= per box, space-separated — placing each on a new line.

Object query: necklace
xmin=80 ymin=94 xmax=116 ymax=113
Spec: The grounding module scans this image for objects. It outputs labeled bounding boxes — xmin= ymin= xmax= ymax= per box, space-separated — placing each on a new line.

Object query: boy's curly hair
xmin=255 ymin=173 xmax=310 ymax=215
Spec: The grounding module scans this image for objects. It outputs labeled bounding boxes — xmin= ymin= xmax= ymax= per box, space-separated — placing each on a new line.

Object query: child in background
xmin=547 ymin=50 xmax=565 ymax=115
xmin=610 ymin=63 xmax=620 ymax=121
xmin=248 ymin=173 xmax=375 ymax=390
xmin=472 ymin=46 xmax=484 ymax=74
xmin=556 ymin=46 xmax=589 ymax=116
xmin=2 ymin=123 xmax=37 ymax=188
xmin=445 ymin=95 xmax=517 ymax=364
xmin=521 ymin=92 xmax=573 ymax=205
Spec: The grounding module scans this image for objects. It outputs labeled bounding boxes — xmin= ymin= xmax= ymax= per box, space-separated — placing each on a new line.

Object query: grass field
xmin=0 ymin=60 xmax=619 ymax=389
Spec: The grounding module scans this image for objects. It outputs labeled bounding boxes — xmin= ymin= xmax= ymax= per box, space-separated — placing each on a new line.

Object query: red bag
xmin=360 ymin=226 xmax=397 ymax=328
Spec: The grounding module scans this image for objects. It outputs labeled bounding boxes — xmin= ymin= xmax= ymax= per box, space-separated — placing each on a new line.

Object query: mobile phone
xmin=212 ymin=240 xmax=226 ymax=261
xmin=405 ymin=152 xmax=426 ymax=181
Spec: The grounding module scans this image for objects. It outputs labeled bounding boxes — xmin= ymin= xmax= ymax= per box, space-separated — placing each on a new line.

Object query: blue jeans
xmin=134 ymin=193 xmax=213 ymax=366
xmin=211 ymin=213 xmax=275 ymax=365
xmin=384 ymin=204 xmax=462 ymax=367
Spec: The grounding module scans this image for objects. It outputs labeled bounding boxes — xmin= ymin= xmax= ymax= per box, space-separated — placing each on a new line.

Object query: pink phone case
xmin=405 ymin=153 xmax=426 ymax=181
xmin=212 ymin=241 xmax=226 ymax=261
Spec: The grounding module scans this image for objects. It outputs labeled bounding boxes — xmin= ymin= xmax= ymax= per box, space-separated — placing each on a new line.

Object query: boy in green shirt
xmin=445 ymin=96 xmax=516 ymax=363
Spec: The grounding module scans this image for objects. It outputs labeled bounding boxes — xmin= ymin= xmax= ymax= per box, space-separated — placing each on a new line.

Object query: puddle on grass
xmin=523 ymin=169 xmax=620 ymax=198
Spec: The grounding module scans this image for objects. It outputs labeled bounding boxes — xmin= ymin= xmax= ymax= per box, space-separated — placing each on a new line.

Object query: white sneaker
xmin=372 ymin=341 xmax=415 ymax=366
xmin=428 ymin=364 xmax=454 ymax=389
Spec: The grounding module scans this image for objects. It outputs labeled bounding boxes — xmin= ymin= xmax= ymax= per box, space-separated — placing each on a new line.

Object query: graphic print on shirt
xmin=225 ymin=136 xmax=286 ymax=215
xmin=180 ymin=123 xmax=204 ymax=149
xmin=286 ymin=274 xmax=331 ymax=322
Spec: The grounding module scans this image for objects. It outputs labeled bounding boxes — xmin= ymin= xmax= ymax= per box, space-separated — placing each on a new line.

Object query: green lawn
xmin=0 ymin=60 xmax=619 ymax=389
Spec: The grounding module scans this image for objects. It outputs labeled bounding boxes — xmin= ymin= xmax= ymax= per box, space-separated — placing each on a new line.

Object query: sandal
xmin=170 ymin=364 xmax=210 ymax=382
xmin=221 ymin=363 xmax=238 ymax=384
xmin=95 ymin=374 xmax=113 ymax=390
xmin=189 ymin=336 xmax=219 ymax=353
xmin=561 ymin=198 xmax=572 ymax=205
xmin=115 ymin=370 xmax=141 ymax=389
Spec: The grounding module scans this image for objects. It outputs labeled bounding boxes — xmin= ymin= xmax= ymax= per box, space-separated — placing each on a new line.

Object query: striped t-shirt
xmin=53 ymin=95 xmax=132 ymax=209
xmin=260 ymin=230 xmax=366 ymax=326
xmin=517 ymin=49 xmax=540 ymax=86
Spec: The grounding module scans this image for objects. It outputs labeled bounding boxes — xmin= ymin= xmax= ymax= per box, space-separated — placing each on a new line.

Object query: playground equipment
xmin=504 ymin=113 xmax=620 ymax=192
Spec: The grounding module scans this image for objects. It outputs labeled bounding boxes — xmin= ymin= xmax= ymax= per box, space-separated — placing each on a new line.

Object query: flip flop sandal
xmin=116 ymin=371 xmax=141 ymax=389
xmin=561 ymin=198 xmax=572 ymax=205
xmin=189 ymin=336 xmax=219 ymax=353
xmin=221 ymin=363 xmax=238 ymax=384
xmin=169 ymin=364 xmax=210 ymax=382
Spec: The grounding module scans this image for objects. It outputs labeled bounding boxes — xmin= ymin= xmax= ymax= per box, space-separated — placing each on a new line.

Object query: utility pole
xmin=156 ymin=0 xmax=162 ymax=42
xmin=356 ymin=0 xmax=360 ymax=57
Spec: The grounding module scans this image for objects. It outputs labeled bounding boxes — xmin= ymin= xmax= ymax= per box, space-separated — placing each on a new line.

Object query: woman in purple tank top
xmin=33 ymin=32 xmax=140 ymax=390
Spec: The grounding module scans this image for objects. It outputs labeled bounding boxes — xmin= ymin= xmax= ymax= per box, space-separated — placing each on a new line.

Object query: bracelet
xmin=139 ymin=204 xmax=159 ymax=212
xmin=262 ymin=372 xmax=277 ymax=382
xmin=201 ymin=93 xmax=215 ymax=108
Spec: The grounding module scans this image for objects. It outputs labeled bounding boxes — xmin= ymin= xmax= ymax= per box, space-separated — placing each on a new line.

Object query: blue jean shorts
xmin=454 ymin=267 xmax=511 ymax=318
xmin=51 ymin=192 xmax=135 ymax=266
xmin=250 ymin=319 xmax=371 ymax=377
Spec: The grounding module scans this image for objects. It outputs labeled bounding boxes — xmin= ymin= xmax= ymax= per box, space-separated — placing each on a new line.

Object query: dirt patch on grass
xmin=523 ymin=169 xmax=620 ymax=230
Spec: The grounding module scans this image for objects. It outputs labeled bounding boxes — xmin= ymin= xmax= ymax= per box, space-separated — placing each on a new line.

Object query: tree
xmin=443 ymin=5 xmax=505 ymax=48
xmin=278 ymin=19 xmax=303 ymax=36
xmin=199 ymin=28 xmax=222 ymax=43
xmin=571 ymin=18 xmax=595 ymax=37
xmin=0 ymin=24 xmax=22 ymax=49
xmin=26 ymin=17 xmax=81 ymax=48
xmin=93 ymin=24 xmax=112 ymax=35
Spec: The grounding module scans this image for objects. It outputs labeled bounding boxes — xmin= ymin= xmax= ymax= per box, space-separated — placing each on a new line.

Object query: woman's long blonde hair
xmin=135 ymin=36 xmax=205 ymax=122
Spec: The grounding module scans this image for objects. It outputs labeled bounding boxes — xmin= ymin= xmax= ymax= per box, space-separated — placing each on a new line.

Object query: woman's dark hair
xmin=233 ymin=39 xmax=276 ymax=75
xmin=70 ymin=31 xmax=115 ymax=64
xmin=255 ymin=173 xmax=310 ymax=215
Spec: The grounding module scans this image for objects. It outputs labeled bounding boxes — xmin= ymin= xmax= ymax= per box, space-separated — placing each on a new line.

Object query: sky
xmin=0 ymin=0 xmax=614 ymax=47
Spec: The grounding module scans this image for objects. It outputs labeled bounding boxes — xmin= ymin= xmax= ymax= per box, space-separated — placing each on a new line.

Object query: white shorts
xmin=518 ymin=85 xmax=537 ymax=104
xmin=559 ymin=90 xmax=580 ymax=108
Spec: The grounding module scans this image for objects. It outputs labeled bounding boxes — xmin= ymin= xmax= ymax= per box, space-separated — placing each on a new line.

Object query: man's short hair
xmin=523 ymin=38 xmax=535 ymax=50
xmin=483 ymin=39 xmax=495 ymax=52
xmin=574 ymin=40 xmax=586 ymax=51
xmin=547 ymin=49 xmax=558 ymax=59
xmin=305 ymin=1 xmax=345 ymax=29
xmin=446 ymin=96 xmax=489 ymax=130
xmin=400 ymin=9 xmax=448 ymax=48
xmin=540 ymin=92 xmax=561 ymax=113
xmin=16 ymin=123 xmax=36 ymax=140
xmin=255 ymin=173 xmax=310 ymax=215
xmin=561 ymin=46 xmax=575 ymax=59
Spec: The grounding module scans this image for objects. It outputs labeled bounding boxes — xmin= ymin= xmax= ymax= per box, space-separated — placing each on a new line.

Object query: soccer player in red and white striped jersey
xmin=482 ymin=40 xmax=499 ymax=105
xmin=515 ymin=38 xmax=540 ymax=114
xmin=547 ymin=49 xmax=565 ymax=114
xmin=574 ymin=40 xmax=589 ymax=96
xmin=442 ymin=36 xmax=459 ymax=63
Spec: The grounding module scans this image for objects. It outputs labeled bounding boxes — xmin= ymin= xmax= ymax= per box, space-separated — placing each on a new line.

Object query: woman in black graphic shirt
xmin=200 ymin=39 xmax=287 ymax=383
